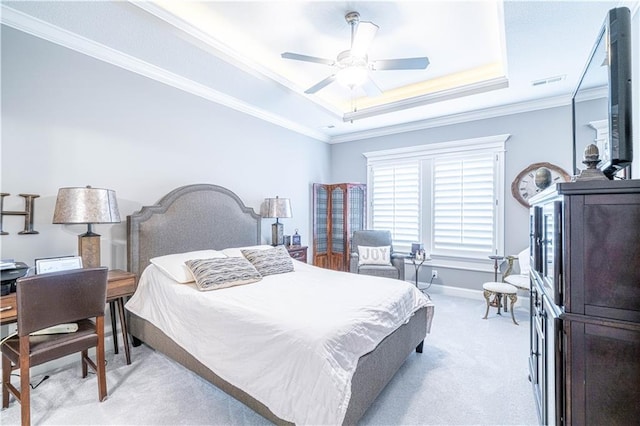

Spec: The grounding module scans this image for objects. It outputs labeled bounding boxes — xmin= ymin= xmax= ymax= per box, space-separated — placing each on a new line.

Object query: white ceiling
xmin=2 ymin=1 xmax=637 ymax=143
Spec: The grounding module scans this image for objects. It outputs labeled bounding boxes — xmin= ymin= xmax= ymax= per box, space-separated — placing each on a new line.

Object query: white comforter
xmin=126 ymin=261 xmax=431 ymax=425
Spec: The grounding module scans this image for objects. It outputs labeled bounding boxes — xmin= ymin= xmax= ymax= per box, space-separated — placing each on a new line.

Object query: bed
xmin=125 ymin=184 xmax=434 ymax=425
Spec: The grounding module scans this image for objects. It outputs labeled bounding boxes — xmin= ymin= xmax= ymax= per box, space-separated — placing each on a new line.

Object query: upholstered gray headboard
xmin=127 ymin=184 xmax=261 ymax=278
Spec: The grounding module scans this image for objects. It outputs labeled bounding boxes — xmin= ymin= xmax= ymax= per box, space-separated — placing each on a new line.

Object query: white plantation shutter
xmin=370 ymin=163 xmax=420 ymax=253
xmin=365 ymin=135 xmax=506 ymax=261
xmin=432 ymin=154 xmax=496 ymax=257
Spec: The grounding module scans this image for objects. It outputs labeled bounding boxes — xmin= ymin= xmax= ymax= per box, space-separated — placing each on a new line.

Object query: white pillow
xmin=358 ymin=245 xmax=391 ymax=266
xmin=222 ymin=245 xmax=273 ymax=258
xmin=150 ymin=250 xmax=226 ymax=283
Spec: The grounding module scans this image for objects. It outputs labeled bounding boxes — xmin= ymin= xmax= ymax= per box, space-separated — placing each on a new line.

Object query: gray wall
xmin=1 ymin=27 xmax=330 ymax=269
xmin=2 ymin=6 xmax=638 ymax=292
xmin=330 ymin=107 xmax=575 ymax=290
xmin=331 ymin=8 xmax=640 ymax=292
xmin=324 ymin=4 xmax=639 ymax=291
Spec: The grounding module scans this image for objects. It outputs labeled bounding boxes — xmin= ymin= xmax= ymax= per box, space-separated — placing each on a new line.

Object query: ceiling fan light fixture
xmin=336 ymin=65 xmax=368 ymax=88
xmin=282 ymin=10 xmax=428 ymax=95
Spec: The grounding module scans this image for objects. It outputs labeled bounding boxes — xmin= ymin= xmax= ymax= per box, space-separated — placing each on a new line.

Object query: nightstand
xmin=286 ymin=245 xmax=308 ymax=263
xmin=107 ymin=270 xmax=137 ymax=365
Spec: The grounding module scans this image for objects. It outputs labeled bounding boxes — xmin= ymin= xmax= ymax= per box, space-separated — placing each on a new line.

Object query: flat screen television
xmin=572 ymin=7 xmax=633 ymax=179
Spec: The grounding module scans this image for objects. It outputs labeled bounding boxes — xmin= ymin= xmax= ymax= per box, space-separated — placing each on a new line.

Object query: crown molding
xmin=1 ymin=3 xmax=595 ymax=146
xmin=330 ymin=94 xmax=572 ymax=144
xmin=131 ymin=2 xmax=344 ymax=118
xmin=0 ymin=5 xmax=330 ymax=143
xmin=343 ymin=76 xmax=509 ymax=122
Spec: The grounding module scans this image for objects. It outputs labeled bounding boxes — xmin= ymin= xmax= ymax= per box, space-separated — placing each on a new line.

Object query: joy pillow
xmin=358 ymin=245 xmax=391 ymax=266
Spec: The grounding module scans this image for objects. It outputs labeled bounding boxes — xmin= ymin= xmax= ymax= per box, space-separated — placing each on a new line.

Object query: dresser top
xmin=530 ymin=179 xmax=640 ymax=204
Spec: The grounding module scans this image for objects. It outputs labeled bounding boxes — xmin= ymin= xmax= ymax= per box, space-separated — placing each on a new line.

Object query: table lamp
xmin=53 ymin=186 xmax=121 ymax=268
xmin=262 ymin=196 xmax=292 ymax=246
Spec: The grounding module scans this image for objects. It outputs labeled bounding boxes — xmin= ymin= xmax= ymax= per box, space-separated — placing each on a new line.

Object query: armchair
xmin=350 ymin=230 xmax=406 ymax=281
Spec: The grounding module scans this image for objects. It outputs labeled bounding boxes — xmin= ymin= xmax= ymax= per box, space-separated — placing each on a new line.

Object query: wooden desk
xmin=0 ymin=269 xmax=137 ymax=364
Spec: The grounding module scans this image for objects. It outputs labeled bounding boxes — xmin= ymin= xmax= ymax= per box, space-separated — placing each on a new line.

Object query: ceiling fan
xmin=281 ymin=11 xmax=429 ymax=97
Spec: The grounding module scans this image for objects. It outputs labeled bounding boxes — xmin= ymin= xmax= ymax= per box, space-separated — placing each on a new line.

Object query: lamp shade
xmin=262 ymin=196 xmax=292 ymax=219
xmin=53 ymin=186 xmax=121 ymax=224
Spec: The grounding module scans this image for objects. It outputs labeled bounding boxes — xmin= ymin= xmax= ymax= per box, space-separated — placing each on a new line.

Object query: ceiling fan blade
xmin=362 ymin=75 xmax=383 ymax=97
xmin=304 ymin=75 xmax=337 ymax=94
xmin=351 ymin=21 xmax=378 ymax=57
xmin=281 ymin=52 xmax=335 ymax=66
xmin=372 ymin=57 xmax=430 ymax=70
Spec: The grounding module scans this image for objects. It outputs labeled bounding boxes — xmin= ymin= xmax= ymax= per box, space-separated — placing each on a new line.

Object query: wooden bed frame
xmin=126 ymin=184 xmax=429 ymax=425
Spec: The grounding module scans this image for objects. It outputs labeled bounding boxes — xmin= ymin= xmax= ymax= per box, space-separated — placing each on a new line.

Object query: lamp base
xmin=79 ymin=233 xmax=101 ymax=268
xmin=271 ymin=222 xmax=284 ymax=246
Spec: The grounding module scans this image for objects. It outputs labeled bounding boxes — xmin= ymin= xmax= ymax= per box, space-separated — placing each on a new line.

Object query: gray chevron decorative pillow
xmin=185 ymin=257 xmax=262 ymax=291
xmin=241 ymin=245 xmax=294 ymax=276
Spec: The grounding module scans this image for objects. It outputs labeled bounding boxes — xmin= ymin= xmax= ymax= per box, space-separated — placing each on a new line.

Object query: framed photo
xmin=35 ymin=256 xmax=83 ymax=274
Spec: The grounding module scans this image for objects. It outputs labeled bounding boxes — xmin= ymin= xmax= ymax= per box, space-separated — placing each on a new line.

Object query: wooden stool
xmin=482 ymin=282 xmax=518 ymax=325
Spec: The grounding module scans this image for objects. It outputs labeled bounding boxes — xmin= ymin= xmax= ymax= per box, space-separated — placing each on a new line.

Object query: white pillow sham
xmin=358 ymin=245 xmax=391 ymax=266
xmin=150 ymin=250 xmax=226 ymax=283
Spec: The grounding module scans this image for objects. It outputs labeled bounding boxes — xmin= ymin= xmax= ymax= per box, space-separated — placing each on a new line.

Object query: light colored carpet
xmin=0 ymin=291 xmax=538 ymax=425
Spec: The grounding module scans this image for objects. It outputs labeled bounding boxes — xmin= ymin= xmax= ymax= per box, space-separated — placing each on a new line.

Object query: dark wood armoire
xmin=312 ymin=183 xmax=366 ymax=271
xmin=528 ymin=179 xmax=640 ymax=425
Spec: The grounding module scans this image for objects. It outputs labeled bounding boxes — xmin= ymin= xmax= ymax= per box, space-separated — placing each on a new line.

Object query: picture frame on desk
xmin=35 ymin=255 xmax=82 ymax=274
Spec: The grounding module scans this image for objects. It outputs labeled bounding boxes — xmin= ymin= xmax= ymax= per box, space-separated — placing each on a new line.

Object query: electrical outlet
xmin=432 ymin=269 xmax=438 ymax=279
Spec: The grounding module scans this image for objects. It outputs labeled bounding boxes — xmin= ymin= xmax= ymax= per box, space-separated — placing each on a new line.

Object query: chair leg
xmin=19 ymin=337 xmax=30 ymax=426
xmin=508 ymin=294 xmax=519 ymax=325
xmin=2 ymin=354 xmax=10 ymax=408
xmin=482 ymin=290 xmax=492 ymax=319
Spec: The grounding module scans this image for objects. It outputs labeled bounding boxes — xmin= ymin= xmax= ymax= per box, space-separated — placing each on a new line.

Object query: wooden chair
xmin=1 ymin=267 xmax=109 ymax=426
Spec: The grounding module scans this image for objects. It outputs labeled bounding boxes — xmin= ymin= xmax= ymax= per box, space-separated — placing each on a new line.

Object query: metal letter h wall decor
xmin=0 ymin=193 xmax=40 ymax=235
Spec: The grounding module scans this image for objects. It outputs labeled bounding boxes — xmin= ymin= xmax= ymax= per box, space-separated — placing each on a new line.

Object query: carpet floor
xmin=0 ymin=291 xmax=538 ymax=425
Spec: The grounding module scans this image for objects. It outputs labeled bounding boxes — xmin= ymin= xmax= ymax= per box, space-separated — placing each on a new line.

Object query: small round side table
xmin=410 ymin=255 xmax=426 ymax=288
xmin=409 ymin=253 xmax=431 ymax=298
xmin=488 ymin=255 xmax=504 ymax=281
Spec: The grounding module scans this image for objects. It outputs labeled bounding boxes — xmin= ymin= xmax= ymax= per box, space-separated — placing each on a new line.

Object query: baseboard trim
xmin=417 ymin=282 xmax=530 ymax=308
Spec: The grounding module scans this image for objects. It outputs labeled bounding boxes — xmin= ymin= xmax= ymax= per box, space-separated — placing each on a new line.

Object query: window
xmin=432 ymin=154 xmax=497 ymax=257
xmin=369 ymin=163 xmax=420 ymax=253
xmin=364 ymin=135 xmax=507 ymax=261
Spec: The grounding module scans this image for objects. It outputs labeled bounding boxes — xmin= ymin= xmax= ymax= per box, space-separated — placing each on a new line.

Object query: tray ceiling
xmin=1 ymin=1 xmax=634 ymax=142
